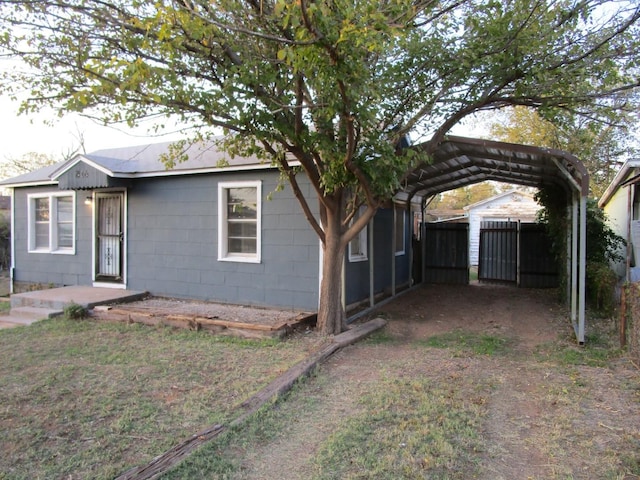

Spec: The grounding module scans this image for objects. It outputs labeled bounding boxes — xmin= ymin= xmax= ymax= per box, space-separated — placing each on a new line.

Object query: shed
xmin=464 ymin=190 xmax=541 ymax=267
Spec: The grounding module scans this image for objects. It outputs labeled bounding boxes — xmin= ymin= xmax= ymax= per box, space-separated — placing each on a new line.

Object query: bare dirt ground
xmin=229 ymin=283 xmax=640 ymax=480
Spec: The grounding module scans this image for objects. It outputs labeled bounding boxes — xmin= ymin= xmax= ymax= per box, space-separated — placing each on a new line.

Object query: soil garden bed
xmin=90 ymin=296 xmax=316 ymax=339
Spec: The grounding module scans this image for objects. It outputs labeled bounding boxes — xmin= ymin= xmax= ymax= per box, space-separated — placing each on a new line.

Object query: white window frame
xmin=27 ymin=191 xmax=76 ymax=254
xmin=218 ymin=180 xmax=262 ymax=263
xmin=349 ymin=206 xmax=368 ymax=262
xmin=395 ymin=205 xmax=406 ymax=256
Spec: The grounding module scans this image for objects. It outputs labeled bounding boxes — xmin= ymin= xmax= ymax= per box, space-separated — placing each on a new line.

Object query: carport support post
xmin=391 ymin=205 xmax=397 ymax=296
xmin=578 ymin=194 xmax=587 ymax=345
xmin=571 ymin=194 xmax=578 ymax=327
xmin=369 ymin=217 xmax=374 ymax=308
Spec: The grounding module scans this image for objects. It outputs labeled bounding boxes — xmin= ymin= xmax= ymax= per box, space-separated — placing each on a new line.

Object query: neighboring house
xmin=464 ymin=190 xmax=541 ymax=266
xmin=598 ymin=159 xmax=640 ymax=281
xmin=0 ymin=140 xmax=412 ymax=312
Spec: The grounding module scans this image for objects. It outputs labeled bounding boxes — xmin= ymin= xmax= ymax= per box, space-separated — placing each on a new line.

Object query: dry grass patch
xmin=0 ymin=317 xmax=323 ymax=479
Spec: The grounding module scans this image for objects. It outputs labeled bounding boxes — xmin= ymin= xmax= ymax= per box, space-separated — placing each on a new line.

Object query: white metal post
xmin=369 ymin=217 xmax=374 ymax=307
xmin=571 ymin=193 xmax=578 ymax=328
xmin=578 ymin=194 xmax=587 ymax=344
xmin=391 ymin=206 xmax=396 ymax=296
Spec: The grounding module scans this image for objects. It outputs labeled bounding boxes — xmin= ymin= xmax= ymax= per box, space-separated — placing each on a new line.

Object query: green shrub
xmin=63 ymin=302 xmax=87 ymax=320
xmin=536 ymin=186 xmax=624 ymax=311
xmin=586 ymin=261 xmax=618 ymax=314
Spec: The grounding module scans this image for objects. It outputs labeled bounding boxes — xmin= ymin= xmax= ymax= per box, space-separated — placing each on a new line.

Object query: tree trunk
xmin=316 ymin=210 xmax=347 ymax=335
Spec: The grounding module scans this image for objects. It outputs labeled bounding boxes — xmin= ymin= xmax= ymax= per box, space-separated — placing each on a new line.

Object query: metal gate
xmin=478 ymin=221 xmax=518 ymax=283
xmin=519 ymin=223 xmax=558 ymax=288
xmin=423 ymin=223 xmax=469 ymax=284
xmin=479 ymin=221 xmax=557 ymax=287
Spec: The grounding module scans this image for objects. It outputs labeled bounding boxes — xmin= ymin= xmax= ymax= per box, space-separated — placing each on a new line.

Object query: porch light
xmin=84 ymin=196 xmax=93 ymax=206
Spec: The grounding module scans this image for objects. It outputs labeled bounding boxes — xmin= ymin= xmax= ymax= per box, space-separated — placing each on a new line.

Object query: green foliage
xmin=312 ymin=376 xmax=485 ymax=479
xmin=62 ymin=302 xmax=87 ymax=319
xmin=535 ymin=185 xmax=625 ymax=310
xmin=586 ymin=262 xmax=619 ymax=314
xmin=585 ymin=199 xmax=625 ymax=265
xmin=420 ymin=331 xmax=510 ymax=356
xmin=429 ymin=182 xmax=501 ymax=210
xmin=1 ymin=0 xmax=638 ymax=333
xmin=489 ymin=107 xmax=635 ymax=198
xmin=535 ymin=321 xmax=623 ymax=367
xmin=0 ymin=215 xmax=9 ymax=271
xmin=1 ymin=0 xmax=637 ymax=208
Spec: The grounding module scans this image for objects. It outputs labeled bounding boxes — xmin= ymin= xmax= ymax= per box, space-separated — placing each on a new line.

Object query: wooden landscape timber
xmin=91 ymin=306 xmax=315 ymax=339
xmin=115 ymin=317 xmax=387 ymax=480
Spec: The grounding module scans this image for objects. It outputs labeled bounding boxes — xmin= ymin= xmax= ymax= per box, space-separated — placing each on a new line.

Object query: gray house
xmin=0 ymin=140 xmax=412 ymax=313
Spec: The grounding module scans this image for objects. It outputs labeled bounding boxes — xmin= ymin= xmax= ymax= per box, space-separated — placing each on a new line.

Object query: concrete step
xmin=10 ymin=295 xmax=65 ymax=310
xmin=0 ymin=315 xmax=39 ymax=326
xmin=10 ymin=306 xmax=62 ymax=321
xmin=10 ymin=286 xmax=147 ymax=310
xmin=0 ymin=306 xmax=61 ymax=328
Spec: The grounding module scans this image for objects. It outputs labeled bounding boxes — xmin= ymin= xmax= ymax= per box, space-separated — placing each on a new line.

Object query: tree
xmin=490 ymin=106 xmax=637 ymax=197
xmin=0 ymin=126 xmax=85 ymax=180
xmin=429 ymin=182 xmax=500 ymax=210
xmin=0 ymin=152 xmax=57 ymax=181
xmin=1 ymin=1 xmax=638 ymax=334
xmin=536 ymin=184 xmax=624 ymax=312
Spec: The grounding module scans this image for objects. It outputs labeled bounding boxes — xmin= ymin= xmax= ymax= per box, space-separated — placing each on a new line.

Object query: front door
xmin=95 ymin=192 xmax=124 ymax=283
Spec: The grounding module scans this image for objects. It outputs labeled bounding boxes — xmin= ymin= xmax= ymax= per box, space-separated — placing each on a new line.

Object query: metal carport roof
xmin=397 ymin=135 xmax=589 ymax=344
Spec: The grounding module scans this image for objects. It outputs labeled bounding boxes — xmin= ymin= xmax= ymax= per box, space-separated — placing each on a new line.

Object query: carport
xmin=396 ymin=136 xmax=589 ymax=344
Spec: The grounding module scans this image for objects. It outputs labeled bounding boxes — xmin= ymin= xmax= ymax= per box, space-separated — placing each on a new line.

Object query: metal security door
xmin=95 ymin=193 xmax=124 ymax=282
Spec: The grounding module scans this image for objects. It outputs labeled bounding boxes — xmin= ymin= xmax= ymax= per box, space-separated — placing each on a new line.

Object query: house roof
xmin=598 ymin=158 xmax=640 ymax=208
xmin=0 ymin=139 xmax=273 ymax=188
xmin=0 ymin=161 xmax=64 ymax=188
xmin=1 ymin=135 xmax=589 ymax=200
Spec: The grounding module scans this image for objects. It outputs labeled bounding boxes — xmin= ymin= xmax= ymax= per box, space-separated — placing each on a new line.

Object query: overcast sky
xmin=0 ymin=94 xmax=190 ymax=161
xmin=0 ymin=74 xmax=497 ymax=176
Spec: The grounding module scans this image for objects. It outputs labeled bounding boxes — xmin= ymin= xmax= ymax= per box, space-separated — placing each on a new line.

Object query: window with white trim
xmin=394 ymin=205 xmax=406 ymax=256
xmin=218 ymin=181 xmax=261 ymax=263
xmin=349 ymin=207 xmax=368 ymax=262
xmin=28 ymin=192 xmax=76 ymax=254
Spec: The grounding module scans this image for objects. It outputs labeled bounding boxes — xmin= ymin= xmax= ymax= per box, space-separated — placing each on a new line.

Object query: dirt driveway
xmin=227 ymin=283 xmax=640 ymax=480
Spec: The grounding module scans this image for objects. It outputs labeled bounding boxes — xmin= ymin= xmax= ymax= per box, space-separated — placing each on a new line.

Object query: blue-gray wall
xmin=12 ymin=173 xmax=412 ymax=312
xmin=12 ymin=187 xmax=94 ymax=287
xmin=126 ymin=172 xmax=319 ymax=310
xmin=344 ymin=206 xmax=412 ymax=306
xmin=12 ymin=170 xmax=321 ymax=311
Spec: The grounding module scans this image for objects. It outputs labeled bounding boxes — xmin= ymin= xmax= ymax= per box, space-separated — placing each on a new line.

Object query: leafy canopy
xmin=490 ymin=106 xmax=637 ymax=198
xmin=2 ymin=0 xmax=639 ymax=334
xmin=1 ymin=0 xmax=638 ymax=224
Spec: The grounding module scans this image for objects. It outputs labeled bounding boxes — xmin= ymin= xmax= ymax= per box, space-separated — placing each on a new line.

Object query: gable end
xmin=56 ymin=160 xmax=127 ymax=190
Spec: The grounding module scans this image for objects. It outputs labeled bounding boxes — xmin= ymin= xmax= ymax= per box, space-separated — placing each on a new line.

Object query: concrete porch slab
xmin=10 ymin=286 xmax=147 ymax=311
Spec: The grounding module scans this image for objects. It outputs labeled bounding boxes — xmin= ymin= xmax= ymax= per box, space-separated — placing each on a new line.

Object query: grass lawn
xmin=0 ymin=316 xmax=321 ymax=479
